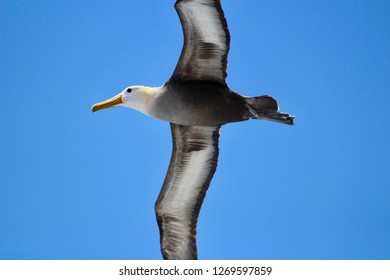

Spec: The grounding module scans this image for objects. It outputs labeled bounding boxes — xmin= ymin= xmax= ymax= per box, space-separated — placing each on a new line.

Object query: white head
xmin=92 ymin=86 xmax=156 ymax=115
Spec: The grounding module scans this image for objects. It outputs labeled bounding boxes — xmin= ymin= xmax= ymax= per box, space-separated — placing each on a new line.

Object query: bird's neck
xmin=131 ymin=85 xmax=166 ymax=117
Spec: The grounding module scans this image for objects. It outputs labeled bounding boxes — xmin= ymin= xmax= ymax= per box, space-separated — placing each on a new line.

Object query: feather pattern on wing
xmin=171 ymin=0 xmax=230 ymax=85
xmin=155 ymin=123 xmax=220 ymax=260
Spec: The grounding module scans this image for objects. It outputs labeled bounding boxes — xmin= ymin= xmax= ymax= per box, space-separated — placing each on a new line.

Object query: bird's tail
xmin=245 ymin=95 xmax=294 ymax=125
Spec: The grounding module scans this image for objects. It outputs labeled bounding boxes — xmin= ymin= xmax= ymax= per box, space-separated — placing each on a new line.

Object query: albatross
xmin=92 ymin=0 xmax=294 ymax=260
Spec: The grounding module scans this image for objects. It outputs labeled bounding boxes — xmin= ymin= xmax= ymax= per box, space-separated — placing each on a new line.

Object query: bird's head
xmin=91 ymin=86 xmax=155 ymax=114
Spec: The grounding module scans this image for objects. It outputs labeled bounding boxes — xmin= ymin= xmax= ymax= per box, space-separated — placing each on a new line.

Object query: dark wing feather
xmin=171 ymin=0 xmax=230 ymax=85
xmin=155 ymin=123 xmax=220 ymax=260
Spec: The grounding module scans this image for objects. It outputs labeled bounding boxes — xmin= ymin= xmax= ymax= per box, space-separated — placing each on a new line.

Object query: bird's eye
xmin=126 ymin=88 xmax=132 ymax=93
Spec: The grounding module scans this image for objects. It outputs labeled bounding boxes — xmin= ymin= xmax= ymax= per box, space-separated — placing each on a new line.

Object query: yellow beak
xmin=91 ymin=94 xmax=123 ymax=112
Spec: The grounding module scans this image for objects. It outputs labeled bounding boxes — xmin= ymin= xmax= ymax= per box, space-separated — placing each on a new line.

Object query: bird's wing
xmin=170 ymin=0 xmax=230 ymax=85
xmin=155 ymin=123 xmax=220 ymax=260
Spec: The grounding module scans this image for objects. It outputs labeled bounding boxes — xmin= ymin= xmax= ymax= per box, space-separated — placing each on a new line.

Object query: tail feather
xmin=245 ymin=95 xmax=294 ymax=125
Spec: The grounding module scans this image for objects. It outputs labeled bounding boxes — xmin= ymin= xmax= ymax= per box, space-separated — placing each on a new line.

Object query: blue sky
xmin=1 ymin=0 xmax=389 ymax=260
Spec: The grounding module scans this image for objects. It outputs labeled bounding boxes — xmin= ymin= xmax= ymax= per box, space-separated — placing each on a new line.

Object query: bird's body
xmin=92 ymin=0 xmax=294 ymax=260
xmin=150 ymin=81 xmax=249 ymax=126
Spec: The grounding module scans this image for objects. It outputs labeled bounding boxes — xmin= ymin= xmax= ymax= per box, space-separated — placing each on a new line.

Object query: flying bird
xmin=92 ymin=0 xmax=294 ymax=260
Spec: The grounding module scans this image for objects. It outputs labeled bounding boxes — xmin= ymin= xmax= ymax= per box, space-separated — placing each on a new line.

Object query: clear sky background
xmin=1 ymin=0 xmax=389 ymax=260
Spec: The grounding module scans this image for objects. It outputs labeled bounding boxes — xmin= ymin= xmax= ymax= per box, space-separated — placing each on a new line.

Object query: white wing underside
xmin=171 ymin=0 xmax=230 ymax=85
xmin=155 ymin=123 xmax=220 ymax=260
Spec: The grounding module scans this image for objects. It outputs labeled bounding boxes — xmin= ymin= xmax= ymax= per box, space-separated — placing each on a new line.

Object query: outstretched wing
xmin=155 ymin=123 xmax=220 ymax=260
xmin=171 ymin=0 xmax=230 ymax=85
